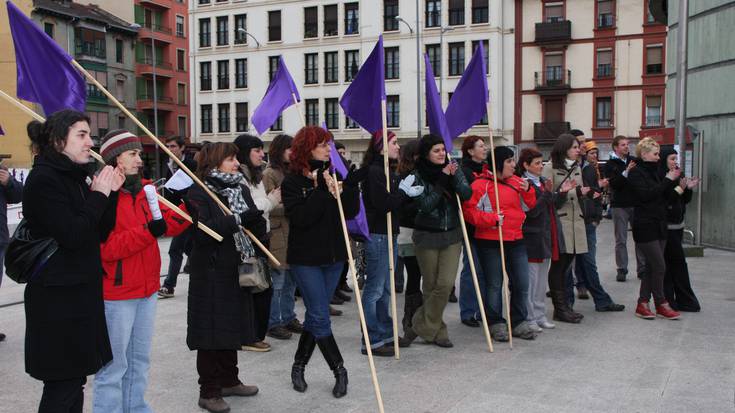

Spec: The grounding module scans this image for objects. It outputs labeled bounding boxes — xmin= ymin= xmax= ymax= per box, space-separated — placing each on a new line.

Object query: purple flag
xmin=7 ymin=1 xmax=86 ymax=116
xmin=340 ymin=36 xmax=385 ymax=134
xmin=445 ymin=41 xmax=489 ymax=139
xmin=251 ymin=56 xmax=300 ymax=134
xmin=0 ymin=124 xmax=4 ymax=136
xmin=424 ymin=54 xmax=452 ymax=149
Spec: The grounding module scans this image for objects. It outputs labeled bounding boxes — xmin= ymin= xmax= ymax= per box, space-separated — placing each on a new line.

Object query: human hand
xmin=324 ymin=171 xmax=341 ymax=197
xmin=268 ymin=187 xmax=282 ymax=205
xmin=111 ymin=165 xmax=125 ymax=191
xmin=665 ymin=168 xmax=682 ymax=181
xmin=147 ymin=219 xmax=167 ymax=238
xmin=687 ymin=177 xmax=700 ymax=189
xmin=496 ymin=214 xmax=504 ymax=227
xmin=678 ymin=177 xmax=688 ymax=190
xmin=519 ymin=178 xmax=530 ymax=192
xmin=442 ymin=162 xmax=458 ymax=176
xmin=626 ymin=161 xmax=637 ymax=172
xmin=399 ymin=175 xmax=425 ymax=198
xmin=0 ymin=168 xmax=9 ymax=186
xmin=580 ymin=186 xmax=591 ymax=196
xmin=560 ymin=180 xmax=576 ymax=193
xmin=91 ymin=165 xmax=115 ymax=196
xmin=543 ymin=178 xmax=553 ymax=192
xmin=593 ymin=191 xmax=601 ymax=199
xmin=599 ymin=178 xmax=609 ymax=188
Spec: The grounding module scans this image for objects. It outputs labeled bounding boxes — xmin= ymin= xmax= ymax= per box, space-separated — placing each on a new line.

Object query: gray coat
xmin=522 ymin=180 xmax=566 ymax=260
xmin=542 ymin=163 xmax=588 ymax=254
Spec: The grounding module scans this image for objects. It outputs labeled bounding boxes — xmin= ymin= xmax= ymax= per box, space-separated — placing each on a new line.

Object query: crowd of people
xmin=6 ymin=110 xmax=702 ymax=413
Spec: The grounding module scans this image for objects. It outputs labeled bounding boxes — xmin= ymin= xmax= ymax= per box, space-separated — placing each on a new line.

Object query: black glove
xmin=315 ymin=168 xmax=329 ymax=191
xmin=148 ymin=219 xmax=167 ymax=238
xmin=344 ymin=165 xmax=369 ymax=187
xmin=239 ymin=209 xmax=264 ymax=224
xmin=243 ymin=215 xmax=267 ymax=237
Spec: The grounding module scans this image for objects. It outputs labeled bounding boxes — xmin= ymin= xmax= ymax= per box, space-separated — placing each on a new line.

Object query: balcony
xmin=137 ymin=95 xmax=175 ymax=111
xmin=86 ymin=87 xmax=108 ymax=104
xmin=534 ymin=121 xmax=571 ymax=144
xmin=535 ymin=20 xmax=572 ymax=45
xmin=139 ymin=0 xmax=171 ymax=9
xmin=597 ymin=13 xmax=614 ymax=29
xmin=75 ymin=42 xmax=106 ymax=61
xmin=596 ymin=64 xmax=614 ymax=78
xmin=534 ymin=69 xmax=572 ymax=96
xmin=138 ymin=57 xmax=174 ymax=77
xmin=137 ymin=24 xmax=173 ymax=42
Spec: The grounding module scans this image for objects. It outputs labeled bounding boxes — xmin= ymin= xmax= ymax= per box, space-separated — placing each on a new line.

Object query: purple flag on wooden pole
xmin=424 ymin=53 xmax=452 ymax=149
xmin=340 ymin=36 xmax=385 ymax=134
xmin=445 ymin=41 xmax=489 ymax=139
xmin=251 ymin=56 xmax=300 ymax=134
xmin=7 ymin=0 xmax=86 ymax=116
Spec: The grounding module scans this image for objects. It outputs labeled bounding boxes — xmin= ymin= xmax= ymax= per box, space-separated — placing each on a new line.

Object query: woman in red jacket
xmin=93 ymin=130 xmax=190 ymax=413
xmin=463 ymin=146 xmax=538 ymax=342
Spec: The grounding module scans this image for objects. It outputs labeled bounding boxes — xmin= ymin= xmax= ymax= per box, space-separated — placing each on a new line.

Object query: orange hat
xmin=584 ymin=140 xmax=598 ymax=153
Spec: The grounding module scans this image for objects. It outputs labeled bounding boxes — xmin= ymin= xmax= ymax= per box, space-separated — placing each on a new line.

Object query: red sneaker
xmin=635 ymin=301 xmax=655 ymax=320
xmin=656 ymin=302 xmax=681 ymax=320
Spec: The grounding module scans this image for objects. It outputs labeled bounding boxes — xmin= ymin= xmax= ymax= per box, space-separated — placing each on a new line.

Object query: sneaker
xmin=198 ymin=397 xmax=230 ymax=413
xmin=597 ymin=303 xmax=625 ymax=312
xmin=528 ymin=322 xmax=543 ymax=333
xmin=329 ymin=306 xmax=343 ymax=316
xmin=241 ymin=341 xmax=271 ymax=352
xmin=158 ymin=286 xmax=174 ymax=299
xmin=267 ymin=326 xmax=292 ymax=340
xmin=285 ymin=319 xmax=304 ymax=334
xmin=656 ymin=302 xmax=681 ymax=320
xmin=490 ymin=323 xmax=509 ymax=342
xmin=616 ymin=269 xmax=627 ymax=282
xmin=461 ymin=317 xmax=480 ymax=328
xmin=538 ymin=320 xmax=556 ymax=329
xmin=221 ymin=384 xmax=259 ymax=397
xmin=512 ymin=321 xmax=538 ymax=340
xmin=577 ymin=287 xmax=590 ymax=300
xmin=361 ymin=344 xmax=394 ymax=357
xmin=434 ymin=338 xmax=453 ymax=348
xmin=635 ymin=301 xmax=656 ymax=320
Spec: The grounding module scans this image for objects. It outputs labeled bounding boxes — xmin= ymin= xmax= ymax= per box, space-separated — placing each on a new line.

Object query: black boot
xmin=291 ymin=331 xmax=316 ymax=392
xmin=316 ymin=335 xmax=348 ymax=398
xmin=550 ymin=291 xmax=583 ymax=323
xmin=402 ymin=292 xmax=423 ymax=332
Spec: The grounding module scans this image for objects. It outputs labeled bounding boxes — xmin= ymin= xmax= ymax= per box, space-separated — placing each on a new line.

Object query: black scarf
xmin=416 ymin=157 xmax=447 ymax=185
xmin=122 ymin=174 xmax=143 ymax=197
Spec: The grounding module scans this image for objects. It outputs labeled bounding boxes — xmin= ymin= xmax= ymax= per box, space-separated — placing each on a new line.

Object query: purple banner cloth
xmin=424 ymin=53 xmax=452 ymax=149
xmin=445 ymin=41 xmax=489 ymax=139
xmin=251 ymin=56 xmax=300 ymax=134
xmin=0 ymin=124 xmax=4 ymax=136
xmin=7 ymin=0 xmax=86 ymax=116
xmin=340 ymin=36 xmax=385 ymax=134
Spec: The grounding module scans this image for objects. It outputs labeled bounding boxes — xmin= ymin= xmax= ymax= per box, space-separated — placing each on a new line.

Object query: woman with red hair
xmin=281 ymin=126 xmax=360 ymax=398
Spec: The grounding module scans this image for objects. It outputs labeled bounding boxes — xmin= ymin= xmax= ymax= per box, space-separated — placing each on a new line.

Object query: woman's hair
xmin=268 ymin=134 xmax=293 ymax=172
xmin=398 ymin=139 xmax=420 ymax=176
xmin=27 ymin=110 xmax=91 ymax=156
xmin=361 ymin=130 xmax=397 ymax=168
xmin=418 ymin=134 xmax=447 ymax=163
xmin=636 ymin=137 xmax=660 ymax=158
xmin=195 ymin=142 xmax=239 ymax=180
xmin=233 ymin=134 xmax=264 ymax=185
xmin=461 ymin=135 xmax=484 ymax=159
xmin=550 ymin=133 xmax=577 ymax=169
xmin=516 ymin=147 xmax=544 ymax=176
xmin=289 ymin=126 xmax=332 ymax=175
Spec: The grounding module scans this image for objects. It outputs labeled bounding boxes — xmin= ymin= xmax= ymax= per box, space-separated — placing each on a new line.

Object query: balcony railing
xmin=344 ymin=18 xmax=359 ymax=35
xmin=137 ymin=57 xmax=173 ymax=70
xmin=87 ymin=87 xmax=108 ymax=101
xmin=645 ymin=115 xmax=662 ymax=127
xmin=535 ymin=20 xmax=572 ymax=44
xmin=75 ymin=42 xmax=106 ymax=59
xmin=596 ymin=64 xmax=613 ymax=78
xmin=598 ymin=13 xmax=614 ymax=28
xmin=534 ymin=121 xmax=571 ymax=144
xmin=142 ymin=23 xmax=172 ymax=35
xmin=534 ymin=69 xmax=572 ymax=95
xmin=138 ymin=94 xmax=173 ymax=103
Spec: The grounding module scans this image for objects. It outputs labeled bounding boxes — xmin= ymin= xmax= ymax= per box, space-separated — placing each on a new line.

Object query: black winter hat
xmin=489 ymin=146 xmax=515 ymax=174
xmin=233 ymin=134 xmax=263 ymax=164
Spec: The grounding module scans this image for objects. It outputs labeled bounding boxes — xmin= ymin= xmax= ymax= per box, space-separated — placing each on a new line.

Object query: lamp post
xmin=395 ymin=16 xmax=420 ymax=139
xmin=131 ymin=23 xmax=159 ymax=178
xmin=237 ymin=28 xmax=261 ymax=48
xmin=439 ymin=26 xmax=454 ymax=99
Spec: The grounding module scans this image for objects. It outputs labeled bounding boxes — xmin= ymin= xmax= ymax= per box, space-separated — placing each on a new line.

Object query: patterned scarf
xmin=206 ymin=169 xmax=255 ymax=259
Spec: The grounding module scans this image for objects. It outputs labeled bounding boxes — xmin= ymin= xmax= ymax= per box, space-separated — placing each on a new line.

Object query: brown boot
xmin=402 ymin=292 xmax=423 ymax=332
xmin=221 ymin=383 xmax=259 ymax=397
xmin=550 ymin=291 xmax=583 ymax=323
xmin=198 ymin=397 xmax=230 ymax=413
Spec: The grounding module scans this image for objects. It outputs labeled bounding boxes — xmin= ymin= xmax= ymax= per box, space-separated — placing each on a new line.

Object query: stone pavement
xmin=1 ymin=221 xmax=734 ymax=413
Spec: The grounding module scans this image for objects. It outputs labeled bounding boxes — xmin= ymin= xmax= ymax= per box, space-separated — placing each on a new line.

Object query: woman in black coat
xmin=22 ymin=110 xmax=121 ymax=413
xmin=185 ymin=143 xmax=268 ymax=413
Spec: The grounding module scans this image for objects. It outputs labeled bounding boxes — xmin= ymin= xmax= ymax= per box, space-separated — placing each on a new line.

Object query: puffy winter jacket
xmin=462 ymin=168 xmax=537 ymax=242
xmin=100 ymin=180 xmax=190 ymax=300
xmin=410 ymin=168 xmax=472 ymax=232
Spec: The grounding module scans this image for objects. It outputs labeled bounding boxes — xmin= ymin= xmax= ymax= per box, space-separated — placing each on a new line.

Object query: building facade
xmin=188 ymin=0 xmax=515 ymax=161
xmin=516 ymin=0 xmax=667 ymax=152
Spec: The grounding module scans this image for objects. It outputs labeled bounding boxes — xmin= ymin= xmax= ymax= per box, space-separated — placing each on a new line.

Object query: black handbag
xmin=4 ymin=219 xmax=59 ymax=284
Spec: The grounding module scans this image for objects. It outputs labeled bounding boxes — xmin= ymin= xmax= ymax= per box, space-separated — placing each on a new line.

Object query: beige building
xmin=515 ymin=0 xmax=667 ymax=152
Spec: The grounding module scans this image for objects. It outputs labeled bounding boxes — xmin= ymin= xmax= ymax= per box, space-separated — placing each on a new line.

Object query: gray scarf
xmin=206 ymin=169 xmax=255 ymax=259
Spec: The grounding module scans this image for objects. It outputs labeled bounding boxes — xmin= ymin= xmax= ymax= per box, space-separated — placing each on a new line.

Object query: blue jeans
xmin=362 ymin=234 xmax=397 ymax=349
xmin=572 ymin=223 xmax=614 ymax=309
xmin=93 ymin=293 xmax=157 ymax=413
xmin=291 ymin=262 xmax=343 ymax=338
xmin=163 ymin=228 xmax=193 ymax=289
xmin=459 ymin=240 xmax=486 ymax=321
xmin=268 ymin=268 xmax=297 ymax=329
xmin=477 ymin=242 xmax=531 ymax=327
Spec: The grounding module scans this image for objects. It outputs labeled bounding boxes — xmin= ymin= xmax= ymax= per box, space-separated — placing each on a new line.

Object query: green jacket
xmin=410 ymin=168 xmax=472 ymax=232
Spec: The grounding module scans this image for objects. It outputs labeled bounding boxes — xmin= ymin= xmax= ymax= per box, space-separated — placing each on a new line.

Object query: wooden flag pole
xmin=0 ymin=89 xmax=45 ymax=121
xmin=333 ymin=171 xmax=385 ymax=413
xmin=292 ymin=93 xmax=305 ymax=127
xmin=485 ymin=102 xmax=513 ymax=349
xmin=156 ymin=194 xmax=224 ymax=242
xmin=380 ymin=99 xmax=400 ymax=360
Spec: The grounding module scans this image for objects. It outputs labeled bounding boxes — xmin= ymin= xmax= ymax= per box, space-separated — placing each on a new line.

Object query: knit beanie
xmin=233 ymin=134 xmax=263 ymax=165
xmin=371 ymin=129 xmax=396 ymax=153
xmin=100 ymin=129 xmax=143 ymax=164
xmin=490 ymin=146 xmax=515 ymax=174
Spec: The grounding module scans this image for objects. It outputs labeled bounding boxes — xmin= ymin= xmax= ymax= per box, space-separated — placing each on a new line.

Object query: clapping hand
xmin=687 ymin=177 xmax=700 ymax=189
xmin=665 ymin=168 xmax=682 ymax=181
xmin=91 ymin=165 xmax=116 ymax=196
xmin=559 ymin=180 xmax=576 ymax=193
xmin=442 ymin=162 xmax=458 ymax=176
xmin=398 ymin=174 xmax=424 ymax=198
xmin=580 ymin=186 xmax=592 ymax=196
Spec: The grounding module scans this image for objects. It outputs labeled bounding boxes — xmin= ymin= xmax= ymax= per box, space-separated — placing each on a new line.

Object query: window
xmin=324 ymin=5 xmax=338 ymax=36
xmin=426 ymin=0 xmax=441 ymax=28
xmin=472 ymin=0 xmax=489 ymax=24
xmin=199 ymin=0 xmax=210 ymax=4
xmin=217 ymin=60 xmax=229 ymax=89
xmin=201 ymin=105 xmax=212 ymax=133
xmin=176 ymin=15 xmax=185 ymax=37
xmin=118 ymin=116 xmax=126 ymax=130
xmin=305 ymin=99 xmax=319 ymax=126
xmin=199 ymin=18 xmax=211 ymax=47
xmin=345 ymin=50 xmax=360 ymax=81
xmin=426 ymin=44 xmax=441 ymax=76
xmin=384 ymin=0 xmax=399 ymax=31
xmin=234 ymin=14 xmax=247 ymax=44
xmin=116 ymin=79 xmax=125 ymax=100
xmin=325 ymin=98 xmax=339 ymax=129
xmin=543 ymin=98 xmax=564 ymax=122
xmin=544 ymin=2 xmax=564 ymax=23
xmin=235 ymin=58 xmax=247 ymax=88
xmin=386 ymin=95 xmax=399 ymax=127
xmin=305 ymin=53 xmax=318 ymax=84
xmin=346 ymin=116 xmax=359 ymax=129
xmin=44 ymin=22 xmax=54 ymax=38
xmin=218 ymin=103 xmax=230 ymax=133
xmin=645 ymin=96 xmax=662 ymax=126
xmin=325 ymin=51 xmax=338 ymax=83
xmin=200 ymin=62 xmax=212 ymax=90
xmin=595 ymin=97 xmax=612 ymax=127
xmin=448 ymin=42 xmax=465 ymax=76
xmin=597 ymin=0 xmax=614 ymax=28
xmin=647 ymin=7 xmax=656 ymax=23
xmin=646 ymin=45 xmax=663 ymax=74
xmin=472 ymin=40 xmax=489 ymax=74
xmin=596 ymin=49 xmax=612 ymax=77
xmin=236 ymin=102 xmax=248 ymax=132
xmin=177 ymin=49 xmax=186 ymax=71
xmin=544 ymin=53 xmax=563 ymax=85
xmin=269 ymin=56 xmax=280 ymax=81
xmin=115 ymin=39 xmax=124 ymax=63
xmin=304 ymin=7 xmax=318 ymax=38
xmin=268 ymin=10 xmax=281 ymax=42
xmin=216 ymin=16 xmax=228 ymax=46
xmin=87 ymin=111 xmax=109 ymax=140
xmin=384 ymin=47 xmax=400 ymax=80
xmin=177 ymin=83 xmax=186 ymax=105
xmin=449 ymin=0 xmax=464 ymax=26
xmin=272 ymin=115 xmax=283 ymax=131
xmin=178 ymin=116 xmax=187 ymax=137
xmin=345 ymin=3 xmax=359 ymax=35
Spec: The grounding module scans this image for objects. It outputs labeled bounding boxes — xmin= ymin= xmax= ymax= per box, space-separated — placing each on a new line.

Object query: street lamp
xmin=237 ymin=28 xmax=261 ymax=48
xmin=396 ymin=16 xmax=421 ymax=139
xmin=131 ymin=23 xmax=161 ymax=178
xmin=439 ymin=26 xmax=454 ymax=99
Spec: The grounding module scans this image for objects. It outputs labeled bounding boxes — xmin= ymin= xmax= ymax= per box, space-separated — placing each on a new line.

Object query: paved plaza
xmin=1 ymin=221 xmax=734 ymax=412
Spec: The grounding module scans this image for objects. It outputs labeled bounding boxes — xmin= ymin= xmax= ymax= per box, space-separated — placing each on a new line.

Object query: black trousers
xmin=38 ymin=377 xmax=86 ymax=413
xmin=664 ymin=229 xmax=701 ymax=311
xmin=637 ymin=239 xmax=667 ymax=305
xmin=241 ymin=287 xmax=273 ymax=344
xmin=197 ymin=350 xmax=240 ymax=399
xmin=548 ymin=253 xmax=575 ymax=292
xmin=403 ymin=256 xmax=422 ymax=295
